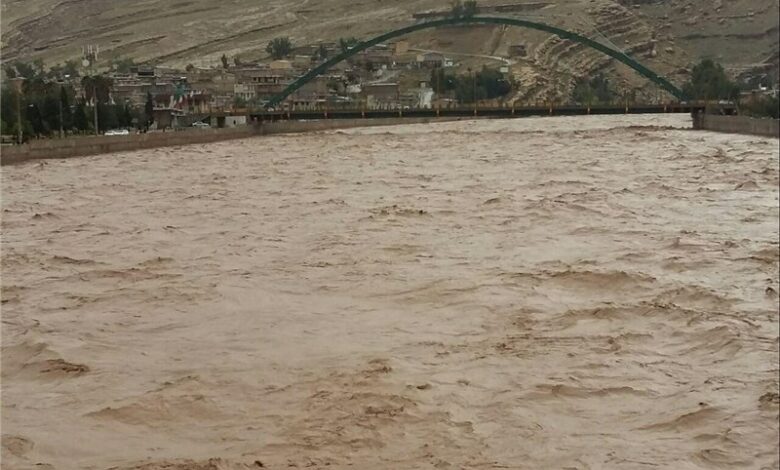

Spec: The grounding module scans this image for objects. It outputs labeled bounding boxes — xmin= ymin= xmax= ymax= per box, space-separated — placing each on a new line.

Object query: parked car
xmin=192 ymin=121 xmax=210 ymax=128
xmin=104 ymin=129 xmax=130 ymax=136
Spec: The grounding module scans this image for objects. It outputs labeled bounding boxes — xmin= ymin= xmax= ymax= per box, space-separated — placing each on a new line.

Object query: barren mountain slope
xmin=1 ymin=0 xmax=778 ymax=97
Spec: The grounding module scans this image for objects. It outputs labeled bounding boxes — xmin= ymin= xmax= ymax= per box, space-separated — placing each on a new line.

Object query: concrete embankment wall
xmin=0 ymin=117 xmax=467 ymax=166
xmin=693 ymin=114 xmax=780 ymax=138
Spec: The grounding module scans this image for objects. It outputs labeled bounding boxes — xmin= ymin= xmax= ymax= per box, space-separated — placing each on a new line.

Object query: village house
xmin=508 ymin=44 xmax=528 ymax=57
xmin=352 ymin=49 xmax=394 ymax=69
xmin=270 ymin=60 xmax=294 ymax=71
xmin=416 ymin=52 xmax=446 ymax=68
xmin=362 ymin=82 xmax=400 ymax=109
xmin=393 ymin=40 xmax=410 ymax=56
xmin=233 ymin=66 xmax=297 ymax=102
xmin=292 ymin=55 xmax=314 ymax=69
xmin=186 ymin=67 xmax=236 ymax=111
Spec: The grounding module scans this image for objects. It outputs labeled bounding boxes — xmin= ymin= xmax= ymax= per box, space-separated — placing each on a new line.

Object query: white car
xmin=192 ymin=121 xmax=210 ymax=128
xmin=105 ymin=129 xmax=130 ymax=136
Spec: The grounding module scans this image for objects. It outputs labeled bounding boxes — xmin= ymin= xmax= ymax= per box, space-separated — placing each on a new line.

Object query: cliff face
xmin=2 ymin=0 xmax=777 ymax=98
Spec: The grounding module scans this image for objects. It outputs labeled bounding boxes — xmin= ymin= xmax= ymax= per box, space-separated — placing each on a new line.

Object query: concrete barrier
xmin=692 ymin=113 xmax=780 ymax=138
xmin=0 ymin=127 xmax=256 ymax=165
xmin=0 ymin=117 xmax=471 ymax=166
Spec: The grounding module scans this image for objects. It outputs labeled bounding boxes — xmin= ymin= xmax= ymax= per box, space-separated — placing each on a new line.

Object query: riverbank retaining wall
xmin=0 ymin=117 xmax=468 ymax=166
xmin=692 ymin=114 xmax=780 ymax=138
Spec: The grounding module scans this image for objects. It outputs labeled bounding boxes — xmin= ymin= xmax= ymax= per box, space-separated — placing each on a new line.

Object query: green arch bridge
xmin=266 ymin=15 xmax=686 ymax=109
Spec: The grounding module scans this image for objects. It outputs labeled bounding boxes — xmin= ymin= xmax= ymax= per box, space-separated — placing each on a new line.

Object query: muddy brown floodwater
xmin=2 ymin=115 xmax=779 ymax=470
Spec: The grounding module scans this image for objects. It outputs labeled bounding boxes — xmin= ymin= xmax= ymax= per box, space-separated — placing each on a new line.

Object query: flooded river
xmin=2 ymin=115 xmax=778 ymax=469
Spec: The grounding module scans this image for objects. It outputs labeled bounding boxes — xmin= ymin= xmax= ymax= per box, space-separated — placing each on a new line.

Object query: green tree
xmin=266 ymin=37 xmax=293 ymax=60
xmin=8 ymin=60 xmax=45 ymax=79
xmin=683 ymin=59 xmax=740 ymax=101
xmin=42 ymin=93 xmax=61 ymax=133
xmin=112 ymin=57 xmax=136 ymax=74
xmin=572 ymin=73 xmax=615 ymax=105
xmin=4 ymin=64 xmax=17 ymax=78
xmin=1 ymin=86 xmax=22 ymax=134
xmin=453 ymin=67 xmax=512 ymax=103
xmin=63 ymin=59 xmax=81 ymax=77
xmin=81 ymin=75 xmax=113 ymax=104
xmin=430 ymin=67 xmax=457 ymax=93
xmin=450 ymin=0 xmax=478 ymax=18
xmin=60 ymin=85 xmax=72 ymax=131
xmin=317 ymin=44 xmax=329 ymax=60
xmin=26 ymin=102 xmax=45 ymax=136
xmin=233 ymin=95 xmax=247 ymax=108
xmin=221 ymin=54 xmax=229 ymax=69
xmin=97 ymin=103 xmax=118 ymax=132
xmin=476 ymin=66 xmax=511 ymax=98
xmin=45 ymin=60 xmax=81 ymax=79
xmin=144 ymin=92 xmax=155 ymax=128
xmin=74 ymin=101 xmax=90 ymax=132
xmin=451 ymin=1 xmax=464 ymax=18
xmin=740 ymin=95 xmax=780 ymax=118
xmin=338 ymin=37 xmax=360 ymax=55
xmin=463 ymin=0 xmax=478 ymax=16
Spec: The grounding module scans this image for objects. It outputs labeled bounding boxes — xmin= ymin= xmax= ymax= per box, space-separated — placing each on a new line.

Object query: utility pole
xmin=473 ymin=69 xmax=477 ymax=115
xmin=58 ymin=83 xmax=64 ymax=138
xmin=436 ymin=67 xmax=441 ymax=113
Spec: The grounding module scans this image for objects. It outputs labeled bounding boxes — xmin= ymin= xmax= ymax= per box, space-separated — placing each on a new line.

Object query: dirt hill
xmin=2 ymin=0 xmax=777 ymax=98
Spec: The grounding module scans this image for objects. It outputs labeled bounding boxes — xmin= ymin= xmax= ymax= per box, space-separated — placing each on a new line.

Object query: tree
xmin=431 ymin=66 xmax=515 ymax=103
xmin=4 ymin=64 xmax=17 ymax=78
xmin=144 ymin=92 xmax=154 ymax=128
xmin=266 ymin=37 xmax=293 ymax=60
xmin=339 ymin=37 xmax=360 ymax=55
xmin=451 ymin=1 xmax=464 ymax=18
xmin=32 ymin=58 xmax=45 ymax=76
xmin=97 ymin=103 xmax=118 ymax=132
xmin=1 ymin=85 xmax=22 ymax=135
xmin=221 ymin=54 xmax=229 ymax=69
xmin=42 ymin=93 xmax=60 ymax=134
xmin=5 ymin=61 xmax=41 ymax=79
xmin=60 ymin=85 xmax=72 ymax=131
xmin=233 ymin=95 xmax=247 ymax=109
xmin=26 ymin=102 xmax=45 ymax=136
xmin=63 ymin=59 xmax=81 ymax=78
xmin=740 ymin=94 xmax=780 ymax=119
xmin=186 ymin=63 xmax=195 ymax=72
xmin=81 ymin=75 xmax=113 ymax=104
xmin=463 ymin=0 xmax=478 ymax=17
xmin=112 ymin=57 xmax=136 ymax=74
xmin=476 ymin=66 xmax=511 ymax=98
xmin=430 ymin=67 xmax=457 ymax=93
xmin=683 ymin=59 xmax=740 ymax=101
xmin=74 ymin=101 xmax=90 ymax=132
xmin=572 ymin=73 xmax=615 ymax=105
xmin=450 ymin=0 xmax=478 ymax=18
xmin=317 ymin=44 xmax=329 ymax=60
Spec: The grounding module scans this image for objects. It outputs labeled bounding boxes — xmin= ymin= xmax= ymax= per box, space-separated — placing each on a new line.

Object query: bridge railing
xmin=202 ymin=100 xmax=734 ymax=118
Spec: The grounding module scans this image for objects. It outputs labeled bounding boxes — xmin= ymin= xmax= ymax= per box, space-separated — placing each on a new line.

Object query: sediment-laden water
xmin=2 ymin=115 xmax=778 ymax=469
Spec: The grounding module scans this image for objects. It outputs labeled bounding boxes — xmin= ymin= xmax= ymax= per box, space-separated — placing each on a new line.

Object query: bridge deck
xmin=249 ymin=104 xmax=726 ymax=122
